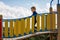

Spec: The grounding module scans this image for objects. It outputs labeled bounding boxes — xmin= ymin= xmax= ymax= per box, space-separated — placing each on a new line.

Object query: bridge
xmin=0 ymin=0 xmax=60 ymax=40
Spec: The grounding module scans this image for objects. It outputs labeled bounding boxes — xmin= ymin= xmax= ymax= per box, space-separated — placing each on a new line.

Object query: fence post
xmin=50 ymin=7 xmax=53 ymax=30
xmin=47 ymin=14 xmax=51 ymax=30
xmin=57 ymin=4 xmax=60 ymax=40
xmin=5 ymin=20 xmax=8 ymax=37
xmin=32 ymin=16 xmax=34 ymax=33
xmin=41 ymin=14 xmax=45 ymax=31
xmin=50 ymin=7 xmax=53 ymax=40
xmin=37 ymin=15 xmax=40 ymax=31
xmin=0 ymin=15 xmax=2 ymax=40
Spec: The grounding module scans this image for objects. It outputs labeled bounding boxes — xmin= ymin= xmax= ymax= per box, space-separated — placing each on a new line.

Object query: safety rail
xmin=0 ymin=13 xmax=57 ymax=38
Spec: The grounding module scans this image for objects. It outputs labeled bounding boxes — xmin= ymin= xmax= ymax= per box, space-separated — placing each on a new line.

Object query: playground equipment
xmin=1 ymin=13 xmax=56 ymax=38
xmin=0 ymin=10 xmax=57 ymax=40
xmin=0 ymin=0 xmax=60 ymax=40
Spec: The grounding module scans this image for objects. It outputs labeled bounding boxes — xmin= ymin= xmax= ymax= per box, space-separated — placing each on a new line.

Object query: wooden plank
xmin=10 ymin=20 xmax=13 ymax=37
xmin=5 ymin=20 xmax=8 ymax=37
xmin=57 ymin=4 xmax=60 ymax=40
xmin=47 ymin=14 xmax=51 ymax=30
xmin=26 ymin=18 xmax=30 ymax=34
xmin=14 ymin=20 xmax=19 ymax=36
xmin=21 ymin=19 xmax=25 ymax=35
xmin=32 ymin=16 xmax=35 ymax=33
xmin=50 ymin=7 xmax=53 ymax=40
xmin=37 ymin=15 xmax=40 ymax=31
xmin=41 ymin=14 xmax=45 ymax=31
xmin=18 ymin=20 xmax=21 ymax=35
xmin=14 ymin=21 xmax=17 ymax=36
xmin=52 ymin=13 xmax=56 ymax=30
xmin=50 ymin=33 xmax=53 ymax=40
xmin=16 ymin=20 xmax=19 ymax=36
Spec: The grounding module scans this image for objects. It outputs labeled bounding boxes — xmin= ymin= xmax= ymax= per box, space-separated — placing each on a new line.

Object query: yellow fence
xmin=3 ymin=13 xmax=56 ymax=38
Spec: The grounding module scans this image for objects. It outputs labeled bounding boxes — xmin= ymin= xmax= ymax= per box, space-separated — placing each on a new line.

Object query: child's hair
xmin=31 ymin=6 xmax=36 ymax=10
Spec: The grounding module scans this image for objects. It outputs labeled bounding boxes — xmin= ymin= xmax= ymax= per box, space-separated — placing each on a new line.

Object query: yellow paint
xmin=47 ymin=14 xmax=51 ymax=30
xmin=26 ymin=18 xmax=30 ymax=34
xmin=5 ymin=20 xmax=8 ymax=37
xmin=18 ymin=20 xmax=21 ymax=35
xmin=10 ymin=20 xmax=13 ymax=37
xmin=14 ymin=20 xmax=21 ymax=36
xmin=21 ymin=19 xmax=25 ymax=35
xmin=37 ymin=15 xmax=40 ymax=31
xmin=32 ymin=16 xmax=34 ymax=33
xmin=14 ymin=21 xmax=16 ymax=36
xmin=16 ymin=19 xmax=19 ymax=36
xmin=41 ymin=14 xmax=45 ymax=31
xmin=25 ymin=19 xmax=27 ymax=33
xmin=14 ymin=21 xmax=15 ymax=36
xmin=52 ymin=13 xmax=56 ymax=30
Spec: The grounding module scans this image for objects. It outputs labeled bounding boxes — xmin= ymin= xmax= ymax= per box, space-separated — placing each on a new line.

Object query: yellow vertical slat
xmin=25 ymin=19 xmax=27 ymax=33
xmin=50 ymin=14 xmax=53 ymax=30
xmin=47 ymin=14 xmax=51 ymax=30
xmin=10 ymin=20 xmax=13 ymax=37
xmin=32 ymin=16 xmax=34 ymax=33
xmin=21 ymin=19 xmax=25 ymax=35
xmin=16 ymin=19 xmax=19 ymax=36
xmin=14 ymin=21 xmax=16 ymax=36
xmin=26 ymin=18 xmax=30 ymax=34
xmin=37 ymin=15 xmax=40 ymax=31
xmin=5 ymin=20 xmax=8 ymax=37
xmin=52 ymin=13 xmax=56 ymax=30
xmin=18 ymin=20 xmax=21 ymax=35
xmin=14 ymin=20 xmax=19 ymax=36
xmin=41 ymin=14 xmax=45 ymax=31
xmin=14 ymin=20 xmax=17 ymax=36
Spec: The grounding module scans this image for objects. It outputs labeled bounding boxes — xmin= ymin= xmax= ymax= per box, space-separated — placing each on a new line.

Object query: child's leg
xmin=34 ymin=16 xmax=37 ymax=32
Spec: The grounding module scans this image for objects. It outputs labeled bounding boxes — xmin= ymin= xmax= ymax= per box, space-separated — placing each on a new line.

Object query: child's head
xmin=31 ymin=6 xmax=36 ymax=12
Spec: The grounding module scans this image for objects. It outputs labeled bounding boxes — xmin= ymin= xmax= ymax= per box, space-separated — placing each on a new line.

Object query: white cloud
xmin=34 ymin=3 xmax=57 ymax=13
xmin=0 ymin=1 xmax=57 ymax=19
xmin=0 ymin=1 xmax=32 ymax=19
xmin=46 ymin=3 xmax=57 ymax=12
xmin=52 ymin=5 xmax=57 ymax=11
xmin=31 ymin=2 xmax=56 ymax=13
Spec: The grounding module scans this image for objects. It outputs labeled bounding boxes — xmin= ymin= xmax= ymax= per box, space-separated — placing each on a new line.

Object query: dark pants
xmin=34 ymin=16 xmax=37 ymax=29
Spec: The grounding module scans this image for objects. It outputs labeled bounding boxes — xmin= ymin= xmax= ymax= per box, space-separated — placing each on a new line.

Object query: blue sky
xmin=0 ymin=0 xmax=58 ymax=8
xmin=0 ymin=0 xmax=58 ymax=19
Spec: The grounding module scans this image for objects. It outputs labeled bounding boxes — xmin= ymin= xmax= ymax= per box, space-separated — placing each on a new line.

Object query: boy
xmin=31 ymin=6 xmax=37 ymax=32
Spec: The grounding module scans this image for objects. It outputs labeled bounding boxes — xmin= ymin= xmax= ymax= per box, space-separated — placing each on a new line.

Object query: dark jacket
xmin=32 ymin=11 xmax=37 ymax=24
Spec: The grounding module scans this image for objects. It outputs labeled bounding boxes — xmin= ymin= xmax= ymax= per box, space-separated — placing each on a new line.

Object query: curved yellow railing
xmin=2 ymin=13 xmax=57 ymax=38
